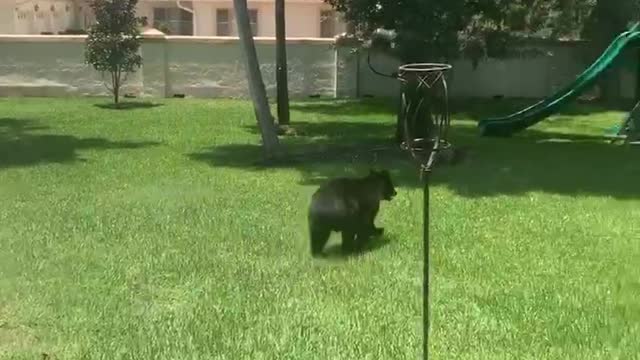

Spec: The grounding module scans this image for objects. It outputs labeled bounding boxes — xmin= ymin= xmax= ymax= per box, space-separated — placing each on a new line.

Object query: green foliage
xmin=326 ymin=0 xmax=532 ymax=63
xmin=327 ymin=0 xmax=469 ymax=62
xmin=578 ymin=0 xmax=640 ymax=100
xmin=326 ymin=0 xmax=639 ymax=65
xmin=84 ymin=0 xmax=146 ymax=104
xmin=582 ymin=0 xmax=640 ymax=42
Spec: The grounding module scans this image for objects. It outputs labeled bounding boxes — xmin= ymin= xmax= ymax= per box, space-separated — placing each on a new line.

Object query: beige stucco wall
xmin=192 ymin=2 xmax=214 ymax=35
xmin=135 ymin=1 xmax=187 ymax=27
xmin=1 ymin=0 xmax=163 ymax=35
xmin=7 ymin=0 xmax=77 ymax=34
xmin=0 ymin=3 xmax=14 ymax=34
xmin=136 ymin=1 xmax=312 ymax=37
xmin=2 ymin=0 xmax=346 ymax=37
xmin=192 ymin=1 xmax=343 ymax=37
xmin=136 ymin=2 xmax=155 ymax=22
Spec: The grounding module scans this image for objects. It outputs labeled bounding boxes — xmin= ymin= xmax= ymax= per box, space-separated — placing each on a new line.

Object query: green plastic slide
xmin=478 ymin=23 xmax=640 ymax=137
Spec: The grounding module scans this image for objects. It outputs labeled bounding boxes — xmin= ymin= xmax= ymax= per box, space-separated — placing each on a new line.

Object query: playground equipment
xmin=397 ymin=63 xmax=453 ymax=360
xmin=478 ymin=22 xmax=640 ymax=138
xmin=611 ymin=100 xmax=640 ymax=144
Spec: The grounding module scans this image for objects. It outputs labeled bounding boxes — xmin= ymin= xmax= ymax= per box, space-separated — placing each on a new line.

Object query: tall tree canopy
xmin=326 ymin=0 xmax=640 ymax=64
xmin=582 ymin=0 xmax=640 ymax=42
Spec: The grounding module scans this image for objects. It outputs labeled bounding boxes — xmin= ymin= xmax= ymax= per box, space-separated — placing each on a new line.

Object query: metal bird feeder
xmin=397 ymin=62 xmax=453 ymax=360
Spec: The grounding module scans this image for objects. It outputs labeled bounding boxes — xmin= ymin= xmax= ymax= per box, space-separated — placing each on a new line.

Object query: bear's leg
xmin=310 ymin=222 xmax=331 ymax=257
xmin=365 ymin=207 xmax=384 ymax=237
xmin=341 ymin=229 xmax=356 ymax=254
xmin=351 ymin=220 xmax=375 ymax=251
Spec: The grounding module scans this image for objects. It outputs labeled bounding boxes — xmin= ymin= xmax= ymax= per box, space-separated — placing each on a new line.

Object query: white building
xmin=0 ymin=0 xmax=348 ymax=38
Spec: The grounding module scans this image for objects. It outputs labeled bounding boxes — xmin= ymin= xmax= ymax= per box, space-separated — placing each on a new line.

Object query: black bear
xmin=308 ymin=169 xmax=397 ymax=257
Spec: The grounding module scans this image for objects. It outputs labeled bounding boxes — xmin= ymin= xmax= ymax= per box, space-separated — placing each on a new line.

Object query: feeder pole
xmin=422 ymin=168 xmax=430 ymax=360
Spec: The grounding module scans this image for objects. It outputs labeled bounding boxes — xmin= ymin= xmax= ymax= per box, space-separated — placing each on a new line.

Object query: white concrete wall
xmin=0 ymin=36 xmax=142 ymax=97
xmin=163 ymin=37 xmax=336 ymax=97
xmin=0 ymin=35 xmax=334 ymax=98
xmin=0 ymin=34 xmax=635 ymax=100
xmin=354 ymin=41 xmax=636 ymax=100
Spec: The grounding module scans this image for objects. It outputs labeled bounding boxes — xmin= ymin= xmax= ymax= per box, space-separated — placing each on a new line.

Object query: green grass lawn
xmin=1 ymin=96 xmax=639 ymax=359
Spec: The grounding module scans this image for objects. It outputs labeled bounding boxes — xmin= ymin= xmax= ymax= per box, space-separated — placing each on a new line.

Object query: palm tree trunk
xmin=275 ymin=0 xmax=290 ymax=125
xmin=233 ymin=0 xmax=281 ymax=158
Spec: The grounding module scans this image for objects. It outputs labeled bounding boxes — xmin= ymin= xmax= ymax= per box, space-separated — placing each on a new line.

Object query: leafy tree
xmin=326 ymin=0 xmax=607 ymax=64
xmin=582 ymin=0 xmax=638 ymax=41
xmin=328 ymin=0 xmax=487 ymax=63
xmin=84 ymin=0 xmax=146 ymax=105
xmin=581 ymin=0 xmax=640 ymax=100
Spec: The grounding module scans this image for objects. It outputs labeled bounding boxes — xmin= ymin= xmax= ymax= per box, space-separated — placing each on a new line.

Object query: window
xmin=154 ymin=7 xmax=193 ymax=35
xmin=249 ymin=9 xmax=258 ymax=36
xmin=216 ymin=8 xmax=258 ymax=36
xmin=154 ymin=8 xmax=168 ymax=24
xmin=320 ymin=10 xmax=336 ymax=38
xmin=216 ymin=9 xmax=231 ymax=36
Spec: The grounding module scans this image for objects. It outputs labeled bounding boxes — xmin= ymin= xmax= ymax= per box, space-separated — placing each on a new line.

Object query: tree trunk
xmin=275 ymin=0 xmax=290 ymax=125
xmin=233 ymin=0 xmax=281 ymax=158
xmin=113 ymin=71 xmax=120 ymax=105
xmin=635 ymin=48 xmax=640 ymax=102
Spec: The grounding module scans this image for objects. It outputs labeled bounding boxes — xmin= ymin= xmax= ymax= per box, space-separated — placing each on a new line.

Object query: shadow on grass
xmin=321 ymin=235 xmax=393 ymax=260
xmin=93 ymin=102 xmax=164 ymax=110
xmin=189 ymin=119 xmax=410 ymax=174
xmin=289 ymin=97 xmax=636 ymax=121
xmin=433 ymin=129 xmax=640 ymax=199
xmin=290 ymin=98 xmax=397 ymax=117
xmin=0 ymin=118 xmax=161 ymax=169
xmin=189 ymin=98 xmax=640 ymax=199
xmin=243 ymin=119 xmax=396 ymax=140
xmin=451 ymin=97 xmax=637 ymax=121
